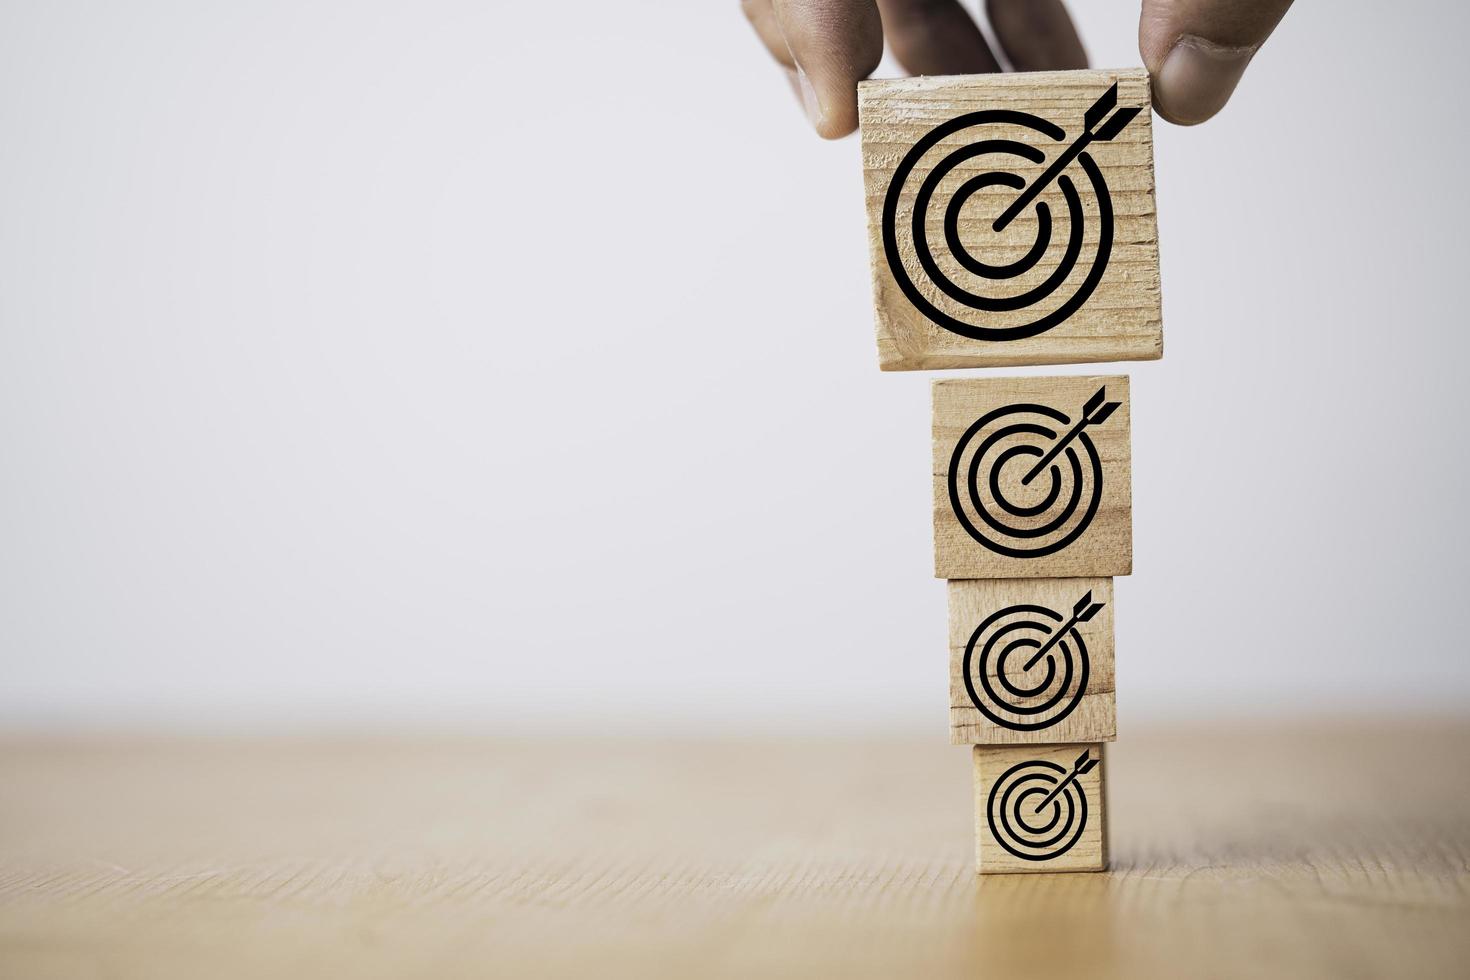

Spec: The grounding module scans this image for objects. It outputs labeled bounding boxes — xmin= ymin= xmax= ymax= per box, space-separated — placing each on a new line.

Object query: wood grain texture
xmin=974 ymin=742 xmax=1107 ymax=873
xmin=2 ymin=726 xmax=1469 ymax=979
xmin=949 ymin=578 xmax=1115 ymax=744
xmin=933 ymin=375 xmax=1131 ymax=579
xmin=859 ymin=69 xmax=1162 ymax=371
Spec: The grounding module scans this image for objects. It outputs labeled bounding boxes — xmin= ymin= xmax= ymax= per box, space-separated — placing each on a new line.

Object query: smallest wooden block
xmin=973 ymin=742 xmax=1108 ymax=874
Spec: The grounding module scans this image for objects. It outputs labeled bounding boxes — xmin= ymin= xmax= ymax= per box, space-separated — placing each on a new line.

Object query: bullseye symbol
xmin=881 ymin=83 xmax=1141 ymax=341
xmin=947 ymin=385 xmax=1120 ymax=558
xmin=963 ymin=592 xmax=1105 ymax=731
xmin=987 ymin=751 xmax=1099 ymax=862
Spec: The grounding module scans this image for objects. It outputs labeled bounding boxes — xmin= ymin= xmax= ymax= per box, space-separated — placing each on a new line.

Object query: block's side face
xmin=948 ymin=578 xmax=1116 ymax=745
xmin=932 ymin=375 xmax=1132 ymax=579
xmin=859 ymin=69 xmax=1162 ymax=371
xmin=973 ymin=743 xmax=1107 ymax=874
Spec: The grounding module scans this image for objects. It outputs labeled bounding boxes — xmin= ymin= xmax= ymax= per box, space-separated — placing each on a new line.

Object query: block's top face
xmin=859 ymin=69 xmax=1161 ymax=371
xmin=933 ymin=374 xmax=1131 ymax=579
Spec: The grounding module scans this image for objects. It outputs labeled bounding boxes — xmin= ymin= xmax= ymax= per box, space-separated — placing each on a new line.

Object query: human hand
xmin=742 ymin=0 xmax=1295 ymax=137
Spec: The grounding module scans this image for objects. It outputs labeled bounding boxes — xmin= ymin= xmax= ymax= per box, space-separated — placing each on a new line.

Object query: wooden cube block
xmin=933 ymin=375 xmax=1131 ymax=579
xmin=949 ymin=578 xmax=1115 ymax=745
xmin=974 ymin=743 xmax=1108 ymax=873
xmin=859 ymin=69 xmax=1161 ymax=371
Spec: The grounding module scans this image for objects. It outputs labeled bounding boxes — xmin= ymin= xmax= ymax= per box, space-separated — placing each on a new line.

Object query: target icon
xmin=947 ymin=385 xmax=1120 ymax=558
xmin=963 ymin=591 xmax=1105 ymax=732
xmin=986 ymin=751 xmax=1099 ymax=862
xmin=881 ymin=83 xmax=1140 ymax=341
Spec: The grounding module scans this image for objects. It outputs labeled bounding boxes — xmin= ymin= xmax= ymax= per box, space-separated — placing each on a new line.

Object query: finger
xmin=875 ymin=0 xmax=1000 ymax=77
xmin=769 ymin=0 xmax=884 ymax=138
xmin=743 ymin=0 xmax=813 ymax=112
xmin=741 ymin=0 xmax=795 ymax=68
xmin=1139 ymin=0 xmax=1295 ymax=125
xmin=986 ymin=0 xmax=1087 ymax=72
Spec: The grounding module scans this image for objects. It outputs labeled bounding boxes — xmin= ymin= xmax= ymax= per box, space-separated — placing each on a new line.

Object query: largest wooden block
xmin=933 ymin=375 xmax=1131 ymax=579
xmin=859 ymin=69 xmax=1161 ymax=371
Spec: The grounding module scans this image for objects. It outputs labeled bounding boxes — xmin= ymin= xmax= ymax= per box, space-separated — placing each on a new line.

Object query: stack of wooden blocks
xmin=857 ymin=69 xmax=1163 ymax=873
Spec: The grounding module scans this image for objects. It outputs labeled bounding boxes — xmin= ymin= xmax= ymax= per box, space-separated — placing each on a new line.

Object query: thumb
xmin=1139 ymin=0 xmax=1295 ymax=125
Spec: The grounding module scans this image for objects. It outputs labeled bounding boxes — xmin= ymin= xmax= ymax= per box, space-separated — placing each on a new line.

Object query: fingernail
xmin=1156 ymin=35 xmax=1254 ymax=125
xmin=794 ymin=64 xmax=826 ymax=131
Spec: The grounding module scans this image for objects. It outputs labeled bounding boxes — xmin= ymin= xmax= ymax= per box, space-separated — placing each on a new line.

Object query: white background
xmin=2 ymin=0 xmax=1467 ymax=731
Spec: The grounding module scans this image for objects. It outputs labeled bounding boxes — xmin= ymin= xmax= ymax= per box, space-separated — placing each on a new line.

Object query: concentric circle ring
xmin=880 ymin=110 xmax=1117 ymax=342
xmin=946 ymin=403 xmax=1104 ymax=558
xmin=961 ymin=603 xmax=1090 ymax=731
xmin=986 ymin=760 xmax=1089 ymax=861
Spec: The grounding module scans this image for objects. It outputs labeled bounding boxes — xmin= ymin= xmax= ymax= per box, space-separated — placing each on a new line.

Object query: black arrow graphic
xmin=992 ymin=82 xmax=1140 ymax=234
xmin=1020 ymin=591 xmax=1106 ymax=672
xmin=1032 ymin=750 xmax=1100 ymax=814
xmin=1020 ymin=386 xmax=1120 ymax=486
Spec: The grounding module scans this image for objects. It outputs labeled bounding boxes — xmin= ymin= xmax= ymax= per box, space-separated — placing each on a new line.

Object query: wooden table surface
xmin=2 ymin=725 xmax=1468 ymax=979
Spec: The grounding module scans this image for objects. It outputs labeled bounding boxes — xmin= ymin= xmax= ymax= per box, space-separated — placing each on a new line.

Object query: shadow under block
xmin=933 ymin=374 xmax=1131 ymax=579
xmin=949 ymin=578 xmax=1115 ymax=745
xmin=858 ymin=68 xmax=1162 ymax=371
xmin=974 ymin=742 xmax=1108 ymax=874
